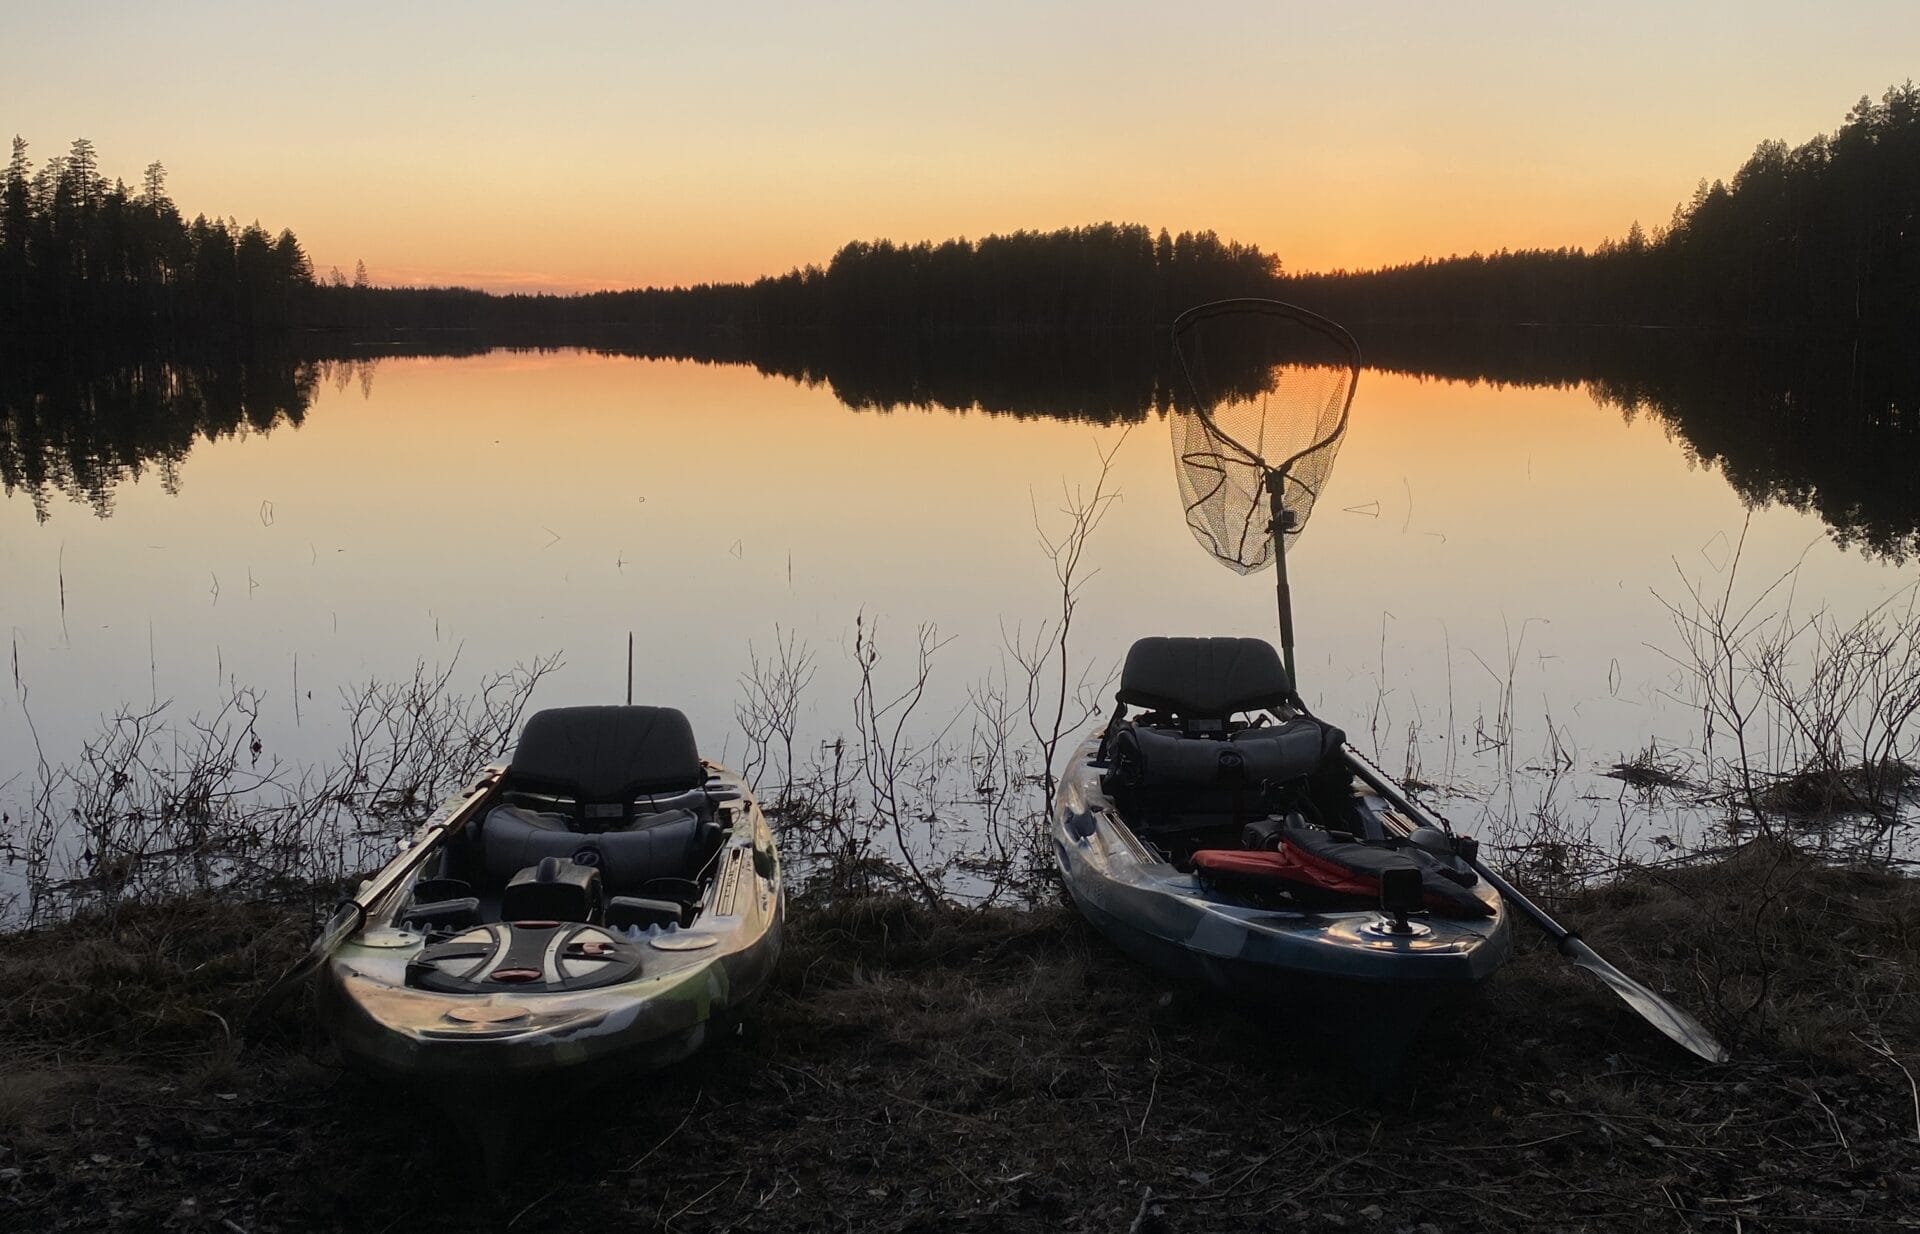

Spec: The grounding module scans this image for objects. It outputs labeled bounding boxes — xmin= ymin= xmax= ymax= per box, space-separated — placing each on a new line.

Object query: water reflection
xmin=1599 ymin=343 xmax=1920 ymax=563
xmin=1351 ymin=326 xmax=1920 ymax=563
xmin=7 ymin=329 xmax=1920 ymax=563
xmin=0 ymin=349 xmax=323 ymax=521
xmin=5 ymin=344 xmax=1916 ymax=912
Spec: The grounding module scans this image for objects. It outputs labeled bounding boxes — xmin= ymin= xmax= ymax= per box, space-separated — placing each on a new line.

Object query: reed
xmin=1655 ymin=520 xmax=1920 ymax=854
xmin=746 ymin=614 xmax=1064 ymax=909
xmin=1 ymin=653 xmax=558 ymax=926
xmin=736 ymin=439 xmax=1122 ymax=910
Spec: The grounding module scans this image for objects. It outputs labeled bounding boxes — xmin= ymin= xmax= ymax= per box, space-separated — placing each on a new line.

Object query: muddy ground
xmin=2 ymin=841 xmax=1916 ymax=1232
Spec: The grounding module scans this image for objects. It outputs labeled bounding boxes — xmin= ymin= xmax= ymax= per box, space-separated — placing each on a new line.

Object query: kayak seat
xmin=501 ymin=705 xmax=707 ymax=827
xmin=480 ymin=803 xmax=721 ymax=896
xmin=1116 ymin=637 xmax=1292 ymax=727
xmin=499 ymin=784 xmax=709 ymax=822
xmin=1101 ymin=719 xmax=1343 ymax=836
xmin=1117 ymin=723 xmax=1329 ymax=782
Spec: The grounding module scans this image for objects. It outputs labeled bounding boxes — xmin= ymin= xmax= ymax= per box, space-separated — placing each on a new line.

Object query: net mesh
xmin=1170 ymin=300 xmax=1359 ymax=574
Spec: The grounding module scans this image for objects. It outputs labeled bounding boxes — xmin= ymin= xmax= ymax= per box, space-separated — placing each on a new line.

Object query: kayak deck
xmin=318 ymin=705 xmax=784 ymax=1085
xmin=1050 ymin=639 xmax=1511 ymax=1070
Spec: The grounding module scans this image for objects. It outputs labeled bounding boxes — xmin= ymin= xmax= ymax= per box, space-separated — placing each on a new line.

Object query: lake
xmin=3 ymin=339 xmax=1915 ymax=903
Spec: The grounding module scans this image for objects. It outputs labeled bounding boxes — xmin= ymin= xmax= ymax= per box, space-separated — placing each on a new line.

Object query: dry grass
xmin=1750 ymin=758 xmax=1919 ymax=823
xmin=1 ymin=848 xmax=1917 ymax=1232
xmin=1577 ymin=839 xmax=1920 ymax=1067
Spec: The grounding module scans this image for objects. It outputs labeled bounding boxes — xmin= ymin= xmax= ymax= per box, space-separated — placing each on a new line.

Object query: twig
xmin=1127 ymin=1185 xmax=1155 ymax=1234
xmin=665 ymin=1173 xmax=736 ymax=1228
xmin=507 ymin=1183 xmax=562 ymax=1230
xmin=1796 ymin=1080 xmax=1856 ymax=1166
xmin=623 ymin=1091 xmax=699 ymax=1172
xmin=1855 ymin=1030 xmax=1920 ymax=1142
xmin=1138 ymin=1033 xmax=1160 ymax=1139
xmin=886 ymin=1089 xmax=993 ymax=1128
xmin=1137 ymin=1071 xmax=1157 ymax=1139
xmin=1660 ymin=1183 xmax=1693 ymax=1231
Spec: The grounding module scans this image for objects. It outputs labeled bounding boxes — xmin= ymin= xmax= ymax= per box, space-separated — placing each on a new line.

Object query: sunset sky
xmin=6 ymin=2 xmax=1915 ymax=293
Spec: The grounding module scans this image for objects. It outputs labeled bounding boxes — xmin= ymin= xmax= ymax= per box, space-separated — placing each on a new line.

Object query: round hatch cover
xmin=407 ymin=923 xmax=644 ymax=994
xmin=650 ymin=934 xmax=718 ymax=952
xmin=444 ymin=1003 xmax=531 ymax=1025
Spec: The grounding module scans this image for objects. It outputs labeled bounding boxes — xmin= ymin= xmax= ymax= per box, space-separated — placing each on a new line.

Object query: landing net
xmin=1170 ymin=300 xmax=1360 ymax=574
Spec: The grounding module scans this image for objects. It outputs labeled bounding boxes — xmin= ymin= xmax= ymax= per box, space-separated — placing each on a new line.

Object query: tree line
xmin=4 ymin=82 xmax=1916 ymax=345
xmin=1 ymin=137 xmax=313 ymax=337
xmin=298 ymin=74 xmax=1920 ymax=338
xmin=291 ymin=223 xmax=1282 ymax=340
xmin=1282 ymin=82 xmax=1920 ymax=331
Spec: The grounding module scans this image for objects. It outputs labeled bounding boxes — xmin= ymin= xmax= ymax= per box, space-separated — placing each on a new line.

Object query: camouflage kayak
xmin=317 ymin=705 xmax=784 ymax=1087
xmin=1051 ymin=638 xmax=1510 ymax=1067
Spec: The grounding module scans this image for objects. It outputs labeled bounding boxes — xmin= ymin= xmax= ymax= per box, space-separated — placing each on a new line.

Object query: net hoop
xmin=1169 ymin=298 xmax=1361 ymax=574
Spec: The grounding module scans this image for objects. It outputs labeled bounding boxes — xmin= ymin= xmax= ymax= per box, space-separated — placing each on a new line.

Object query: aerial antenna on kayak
xmin=1171 ymin=298 xmax=1360 ymax=693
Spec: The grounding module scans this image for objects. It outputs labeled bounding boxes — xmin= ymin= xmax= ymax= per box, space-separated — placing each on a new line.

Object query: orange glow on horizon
xmin=7 ymin=3 xmax=1917 ymax=296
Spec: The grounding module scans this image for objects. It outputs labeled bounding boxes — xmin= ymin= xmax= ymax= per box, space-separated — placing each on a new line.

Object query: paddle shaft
xmin=252 ymin=766 xmax=504 ymax=1022
xmin=347 ymin=765 xmax=504 ymax=926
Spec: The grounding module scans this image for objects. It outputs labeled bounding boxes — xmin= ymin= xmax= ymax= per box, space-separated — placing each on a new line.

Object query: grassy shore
xmin=1 ymin=841 xmax=1916 ymax=1232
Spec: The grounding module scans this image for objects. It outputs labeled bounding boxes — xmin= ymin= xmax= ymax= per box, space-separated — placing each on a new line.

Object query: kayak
xmin=1097 ymin=299 xmax=1722 ymax=1068
xmin=317 ymin=704 xmax=784 ymax=1089
xmin=1051 ymin=637 xmax=1511 ymax=1069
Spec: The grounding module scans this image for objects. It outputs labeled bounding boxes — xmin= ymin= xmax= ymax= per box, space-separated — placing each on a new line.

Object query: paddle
xmin=1339 ymin=743 xmax=1730 ymax=1063
xmin=1170 ymin=298 xmax=1729 ymax=1064
xmin=251 ymin=765 xmax=505 ymax=1023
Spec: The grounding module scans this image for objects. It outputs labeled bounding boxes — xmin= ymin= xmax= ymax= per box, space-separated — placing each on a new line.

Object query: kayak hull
xmin=1052 ymin=734 xmax=1509 ymax=1067
xmin=318 ymin=755 xmax=783 ymax=1090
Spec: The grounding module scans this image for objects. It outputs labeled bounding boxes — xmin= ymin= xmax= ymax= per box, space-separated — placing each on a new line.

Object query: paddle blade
xmin=1565 ymin=937 xmax=1730 ymax=1063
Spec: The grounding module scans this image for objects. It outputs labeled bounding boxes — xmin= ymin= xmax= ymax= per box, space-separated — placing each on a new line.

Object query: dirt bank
xmin=2 ymin=842 xmax=1915 ymax=1232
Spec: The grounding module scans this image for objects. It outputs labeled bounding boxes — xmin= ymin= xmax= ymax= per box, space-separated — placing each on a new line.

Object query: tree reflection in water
xmin=0 ymin=350 xmax=329 ymax=521
xmin=5 ymin=330 xmax=1918 ymax=563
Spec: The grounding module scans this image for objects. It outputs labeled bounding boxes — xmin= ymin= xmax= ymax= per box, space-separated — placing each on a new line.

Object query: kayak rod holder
xmin=1375 ymin=866 xmax=1426 ymax=937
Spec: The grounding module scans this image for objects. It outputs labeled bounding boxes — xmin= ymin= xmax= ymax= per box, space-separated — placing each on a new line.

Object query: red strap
xmin=1191 ymin=847 xmax=1378 ymax=898
xmin=1191 ymin=844 xmax=1489 ymax=918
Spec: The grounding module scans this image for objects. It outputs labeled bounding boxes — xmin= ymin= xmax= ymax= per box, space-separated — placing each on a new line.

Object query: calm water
xmin=2 ymin=348 xmax=1913 ymax=858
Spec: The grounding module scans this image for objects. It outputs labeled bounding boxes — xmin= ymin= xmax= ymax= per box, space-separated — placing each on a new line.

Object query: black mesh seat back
xmin=1126 ymin=723 xmax=1332 ymax=785
xmin=1103 ymin=718 xmax=1342 ymax=836
xmin=508 ymin=706 xmax=704 ymax=802
xmin=1118 ymin=637 xmax=1290 ymax=720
